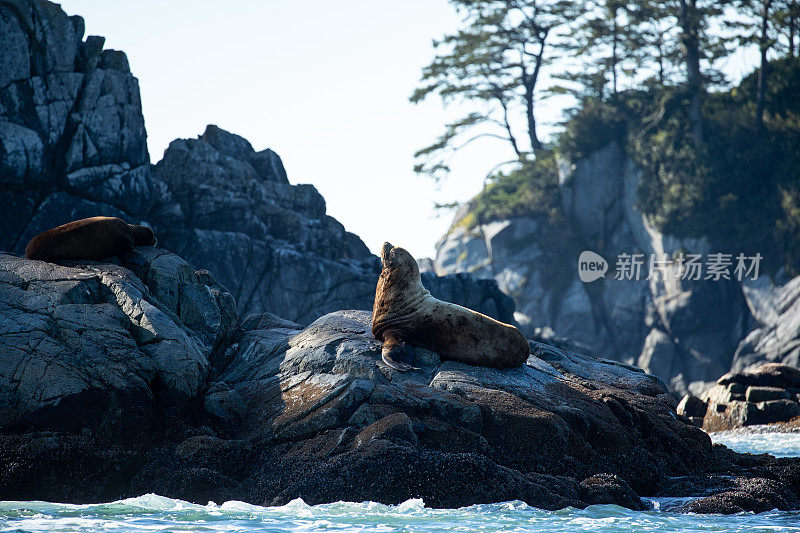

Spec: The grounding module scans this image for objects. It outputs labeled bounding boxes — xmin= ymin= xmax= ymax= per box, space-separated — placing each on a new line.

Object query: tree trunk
xmin=524 ymin=53 xmax=544 ymax=151
xmin=679 ymin=0 xmax=704 ymax=148
xmin=525 ymin=80 xmax=542 ymax=151
xmin=756 ymin=0 xmax=773 ymax=130
xmin=790 ymin=2 xmax=798 ymax=57
xmin=611 ymin=5 xmax=619 ymax=96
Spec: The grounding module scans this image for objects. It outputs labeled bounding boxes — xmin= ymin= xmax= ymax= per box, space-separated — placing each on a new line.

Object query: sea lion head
xmin=380 ymin=242 xmax=420 ymax=285
xmin=130 ymin=224 xmax=157 ymax=246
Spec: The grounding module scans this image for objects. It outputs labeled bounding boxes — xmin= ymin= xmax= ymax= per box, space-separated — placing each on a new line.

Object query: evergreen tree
xmin=566 ymin=1 xmax=641 ymax=98
xmin=411 ymin=0 xmax=579 ymax=181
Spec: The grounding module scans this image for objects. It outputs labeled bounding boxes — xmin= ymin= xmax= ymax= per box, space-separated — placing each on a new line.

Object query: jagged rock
xmin=0 ymin=248 xmax=237 ymax=438
xmin=434 ymin=142 xmax=760 ymax=394
xmin=0 ymin=0 xmax=156 ymax=254
xmin=0 ymin=0 xmax=514 ymax=330
xmin=700 ymin=363 xmax=800 ymax=431
xmin=733 ymin=276 xmax=800 ymax=371
xmin=148 ymin=125 xmax=376 ymax=322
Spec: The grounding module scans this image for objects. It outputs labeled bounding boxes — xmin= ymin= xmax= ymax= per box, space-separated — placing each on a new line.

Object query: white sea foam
xmin=710 ymin=427 xmax=800 ymax=457
xmin=1 ymin=434 xmax=799 ymax=532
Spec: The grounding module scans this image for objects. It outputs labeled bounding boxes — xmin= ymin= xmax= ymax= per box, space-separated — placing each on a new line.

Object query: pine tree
xmin=411 ymin=0 xmax=579 ymax=181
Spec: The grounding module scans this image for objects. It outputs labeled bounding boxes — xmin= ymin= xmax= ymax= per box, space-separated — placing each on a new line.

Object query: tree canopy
xmin=413 ymin=0 xmax=800 ymax=273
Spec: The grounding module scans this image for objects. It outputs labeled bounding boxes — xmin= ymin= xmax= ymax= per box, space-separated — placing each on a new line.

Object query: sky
xmin=57 ymin=1 xmax=760 ymax=260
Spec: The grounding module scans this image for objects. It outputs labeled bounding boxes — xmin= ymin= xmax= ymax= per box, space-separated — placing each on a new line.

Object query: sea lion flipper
xmin=380 ymin=333 xmax=418 ymax=372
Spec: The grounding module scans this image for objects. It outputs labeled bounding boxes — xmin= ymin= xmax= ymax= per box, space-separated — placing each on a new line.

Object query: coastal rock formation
xmin=0 ymin=248 xmax=236 ymax=439
xmin=677 ymin=363 xmax=800 ymax=432
xmin=0 ymin=0 xmax=157 ymax=254
xmin=433 ymin=142 xmax=787 ymax=394
xmin=0 ymin=0 xmax=513 ymax=327
xmin=1 ymin=251 xmax=798 ymax=512
xmin=150 ymin=124 xmax=377 ymax=323
xmin=734 ymin=275 xmax=800 ymax=371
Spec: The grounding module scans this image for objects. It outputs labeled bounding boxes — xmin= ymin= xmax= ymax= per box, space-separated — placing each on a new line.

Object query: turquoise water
xmin=2 ymin=432 xmax=798 ymax=533
xmin=1 ymin=496 xmax=799 ymax=533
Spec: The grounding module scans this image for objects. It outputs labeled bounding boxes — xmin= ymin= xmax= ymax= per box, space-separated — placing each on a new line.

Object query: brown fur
xmin=25 ymin=216 xmax=156 ymax=262
xmin=372 ymin=242 xmax=530 ymax=369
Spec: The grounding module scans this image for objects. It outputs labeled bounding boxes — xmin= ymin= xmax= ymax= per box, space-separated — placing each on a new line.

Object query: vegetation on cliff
xmin=412 ymin=0 xmax=800 ymax=273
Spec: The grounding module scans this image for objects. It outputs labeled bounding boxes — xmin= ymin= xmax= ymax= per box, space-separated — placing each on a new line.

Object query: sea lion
xmin=372 ymin=242 xmax=530 ymax=371
xmin=25 ymin=216 xmax=156 ymax=262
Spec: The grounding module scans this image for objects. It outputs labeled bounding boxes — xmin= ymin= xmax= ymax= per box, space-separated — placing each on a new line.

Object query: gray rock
xmin=1 ymin=0 xmax=518 ymax=334
xmin=637 ymin=329 xmax=678 ymax=385
xmin=677 ymin=394 xmax=708 ymax=419
xmin=718 ymin=363 xmax=800 ymax=389
xmin=1 ymin=249 xmax=797 ymax=512
xmin=745 ymin=386 xmax=790 ymax=402
xmin=0 ymin=0 xmax=157 ymax=256
xmin=0 ymin=248 xmax=237 ymax=436
xmin=433 ymin=141 xmax=763 ymax=394
xmin=732 ymin=276 xmax=800 ymax=372
xmin=701 ymin=363 xmax=800 ymax=431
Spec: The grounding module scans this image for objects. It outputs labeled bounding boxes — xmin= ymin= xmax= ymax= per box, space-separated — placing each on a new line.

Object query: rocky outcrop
xmin=0 ymin=248 xmax=236 ymax=439
xmin=677 ymin=363 xmax=800 ymax=432
xmin=149 ymin=124 xmax=378 ymax=323
xmin=734 ymin=275 xmax=800 ymax=371
xmin=433 ymin=142 xmax=783 ymax=394
xmin=2 ymin=251 xmax=799 ymax=512
xmin=0 ymin=0 xmax=514 ymax=328
xmin=0 ymin=0 xmax=157 ymax=254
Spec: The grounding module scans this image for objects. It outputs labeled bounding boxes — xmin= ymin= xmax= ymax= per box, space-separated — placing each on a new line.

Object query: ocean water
xmin=710 ymin=425 xmax=800 ymax=457
xmin=2 ymin=432 xmax=798 ymax=533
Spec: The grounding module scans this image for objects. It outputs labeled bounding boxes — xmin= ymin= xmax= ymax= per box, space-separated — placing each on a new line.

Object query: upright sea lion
xmin=372 ymin=242 xmax=530 ymax=371
xmin=25 ymin=216 xmax=156 ymax=262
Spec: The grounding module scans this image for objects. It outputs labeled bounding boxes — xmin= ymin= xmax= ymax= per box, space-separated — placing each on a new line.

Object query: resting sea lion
xmin=372 ymin=242 xmax=530 ymax=371
xmin=25 ymin=216 xmax=156 ymax=262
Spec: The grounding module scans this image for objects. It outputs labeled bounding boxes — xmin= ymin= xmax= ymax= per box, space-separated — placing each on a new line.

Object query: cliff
xmin=433 ymin=142 xmax=799 ymax=395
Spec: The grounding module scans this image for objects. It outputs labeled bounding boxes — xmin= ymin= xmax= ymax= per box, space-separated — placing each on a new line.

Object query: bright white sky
xmin=58 ymin=1 xmax=758 ymax=259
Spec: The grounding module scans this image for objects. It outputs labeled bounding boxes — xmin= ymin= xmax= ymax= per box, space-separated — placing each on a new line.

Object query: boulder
xmin=0 ymin=248 xmax=237 ymax=438
xmin=700 ymin=363 xmax=800 ymax=431
xmin=676 ymin=394 xmax=708 ymax=420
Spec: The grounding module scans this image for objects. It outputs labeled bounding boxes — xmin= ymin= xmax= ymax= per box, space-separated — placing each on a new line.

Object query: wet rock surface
xmin=676 ymin=363 xmax=800 ymax=432
xmin=1 ymin=253 xmax=798 ymax=513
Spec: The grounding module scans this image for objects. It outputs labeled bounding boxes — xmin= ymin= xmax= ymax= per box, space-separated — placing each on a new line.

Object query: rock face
xmin=733 ymin=275 xmax=800 ymax=371
xmin=433 ymin=142 xmax=791 ymax=394
xmin=0 ymin=248 xmax=236 ymax=439
xmin=2 ymin=252 xmax=799 ymax=512
xmin=677 ymin=363 xmax=800 ymax=432
xmin=150 ymin=124 xmax=378 ymax=323
xmin=0 ymin=0 xmax=513 ymax=328
xmin=0 ymin=0 xmax=157 ymax=254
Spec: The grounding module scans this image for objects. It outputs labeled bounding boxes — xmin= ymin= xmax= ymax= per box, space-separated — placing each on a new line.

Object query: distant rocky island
xmin=1 ymin=0 xmax=799 ymax=515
